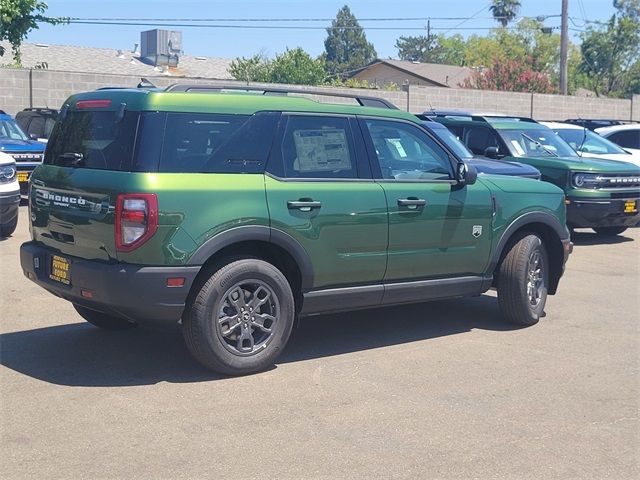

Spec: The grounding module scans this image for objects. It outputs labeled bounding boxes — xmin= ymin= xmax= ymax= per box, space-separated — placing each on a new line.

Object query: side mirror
xmin=457 ymin=162 xmax=477 ymax=186
xmin=484 ymin=146 xmax=500 ymax=159
xmin=29 ymin=133 xmax=39 ymax=140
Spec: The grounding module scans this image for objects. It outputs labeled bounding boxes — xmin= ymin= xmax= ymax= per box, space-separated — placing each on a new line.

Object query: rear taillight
xmin=115 ymin=193 xmax=158 ymax=252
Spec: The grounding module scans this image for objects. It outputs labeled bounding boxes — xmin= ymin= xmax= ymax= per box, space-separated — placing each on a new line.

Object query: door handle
xmin=287 ymin=200 xmax=322 ymax=211
xmin=397 ymin=198 xmax=426 ymax=207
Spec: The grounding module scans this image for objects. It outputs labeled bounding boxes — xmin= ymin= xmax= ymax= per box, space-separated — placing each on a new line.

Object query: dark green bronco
xmin=21 ymin=85 xmax=572 ymax=375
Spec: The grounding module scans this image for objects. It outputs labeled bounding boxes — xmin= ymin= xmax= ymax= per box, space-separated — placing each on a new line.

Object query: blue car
xmin=416 ymin=115 xmax=541 ymax=180
xmin=0 ymin=111 xmax=46 ymax=195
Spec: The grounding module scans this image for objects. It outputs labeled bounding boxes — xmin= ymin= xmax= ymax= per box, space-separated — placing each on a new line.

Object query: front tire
xmin=593 ymin=226 xmax=627 ymax=236
xmin=0 ymin=215 xmax=18 ymax=238
xmin=497 ymin=234 xmax=549 ymax=326
xmin=183 ymin=258 xmax=295 ymax=376
xmin=73 ymin=304 xmax=137 ymax=330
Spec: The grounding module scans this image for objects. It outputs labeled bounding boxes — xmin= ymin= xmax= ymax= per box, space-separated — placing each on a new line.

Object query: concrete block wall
xmin=531 ymin=93 xmax=631 ymax=121
xmin=408 ymin=85 xmax=532 ymax=116
xmin=0 ymin=67 xmax=636 ymax=122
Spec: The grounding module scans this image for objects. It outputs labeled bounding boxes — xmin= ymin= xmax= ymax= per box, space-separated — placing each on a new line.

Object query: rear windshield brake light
xmin=76 ymin=99 xmax=112 ymax=109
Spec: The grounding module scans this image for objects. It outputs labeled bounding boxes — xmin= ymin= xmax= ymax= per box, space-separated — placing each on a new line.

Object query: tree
xmin=395 ymin=35 xmax=440 ymax=62
xmin=460 ymin=59 xmax=557 ymax=93
xmin=490 ymin=0 xmax=522 ymax=27
xmin=324 ymin=5 xmax=376 ymax=76
xmin=395 ymin=33 xmax=467 ymax=65
xmin=269 ymin=48 xmax=326 ymax=85
xmin=0 ymin=0 xmax=67 ymax=64
xmin=228 ymin=53 xmax=272 ymax=83
xmin=229 ymin=48 xmax=326 ymax=85
xmin=579 ymin=0 xmax=640 ymax=97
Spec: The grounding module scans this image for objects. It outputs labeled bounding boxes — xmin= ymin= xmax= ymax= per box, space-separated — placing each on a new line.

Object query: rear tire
xmin=593 ymin=226 xmax=627 ymax=236
xmin=73 ymin=304 xmax=137 ymax=330
xmin=0 ymin=215 xmax=18 ymax=238
xmin=183 ymin=258 xmax=295 ymax=376
xmin=497 ymin=234 xmax=549 ymax=327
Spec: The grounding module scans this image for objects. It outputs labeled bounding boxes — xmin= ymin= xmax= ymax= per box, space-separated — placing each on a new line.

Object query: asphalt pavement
xmin=1 ymin=205 xmax=639 ymax=479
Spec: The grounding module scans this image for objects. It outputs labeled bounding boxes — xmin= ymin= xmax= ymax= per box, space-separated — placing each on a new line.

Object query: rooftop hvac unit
xmin=140 ymin=29 xmax=182 ymax=67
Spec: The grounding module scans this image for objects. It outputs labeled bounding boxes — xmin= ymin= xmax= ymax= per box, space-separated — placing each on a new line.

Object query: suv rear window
xmin=46 ymin=110 xmax=279 ymax=173
xmin=45 ymin=111 xmax=139 ymax=170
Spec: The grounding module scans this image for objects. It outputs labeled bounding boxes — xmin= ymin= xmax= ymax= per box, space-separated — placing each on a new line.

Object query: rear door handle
xmin=287 ymin=200 xmax=322 ymax=211
xmin=397 ymin=198 xmax=426 ymax=207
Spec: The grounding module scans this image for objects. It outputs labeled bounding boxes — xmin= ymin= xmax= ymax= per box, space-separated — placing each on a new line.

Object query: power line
xmin=61 ymin=20 xmax=537 ymax=31
xmin=66 ymin=16 xmax=512 ymax=22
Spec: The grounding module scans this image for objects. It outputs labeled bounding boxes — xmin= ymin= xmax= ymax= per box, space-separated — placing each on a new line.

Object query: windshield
xmin=554 ymin=128 xmax=629 ymax=155
xmin=0 ymin=119 xmax=29 ymax=141
xmin=498 ymin=128 xmax=577 ymax=158
xmin=424 ymin=124 xmax=473 ymax=159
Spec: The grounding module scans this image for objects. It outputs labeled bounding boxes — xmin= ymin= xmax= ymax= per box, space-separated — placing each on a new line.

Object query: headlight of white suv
xmin=0 ymin=164 xmax=16 ymax=183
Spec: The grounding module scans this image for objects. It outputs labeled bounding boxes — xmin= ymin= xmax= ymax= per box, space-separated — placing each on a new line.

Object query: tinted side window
xmin=275 ymin=115 xmax=358 ymax=179
xmin=364 ymin=119 xmax=453 ymax=181
xmin=158 ymin=112 xmax=278 ymax=173
xmin=609 ymin=130 xmax=639 ymax=149
xmin=463 ymin=126 xmax=501 ymax=156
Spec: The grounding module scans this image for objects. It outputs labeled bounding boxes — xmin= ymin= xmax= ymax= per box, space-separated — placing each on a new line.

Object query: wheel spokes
xmin=248 ymin=285 xmax=271 ymax=309
xmin=219 ymin=314 xmax=241 ymax=336
xmin=237 ymin=322 xmax=255 ymax=352
xmin=251 ymin=313 xmax=275 ymax=333
xmin=216 ymin=280 xmax=279 ymax=356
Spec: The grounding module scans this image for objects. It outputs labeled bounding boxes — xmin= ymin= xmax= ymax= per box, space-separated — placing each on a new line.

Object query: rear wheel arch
xmin=186 ymin=227 xmax=312 ymax=312
xmin=491 ymin=213 xmax=567 ymax=295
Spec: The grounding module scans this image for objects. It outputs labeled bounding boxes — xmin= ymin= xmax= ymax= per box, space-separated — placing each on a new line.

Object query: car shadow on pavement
xmin=571 ymin=230 xmax=635 ymax=246
xmin=0 ymin=295 xmax=519 ymax=387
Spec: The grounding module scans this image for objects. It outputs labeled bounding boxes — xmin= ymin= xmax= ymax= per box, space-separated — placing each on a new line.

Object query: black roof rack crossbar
xmin=164 ymin=83 xmax=399 ymax=110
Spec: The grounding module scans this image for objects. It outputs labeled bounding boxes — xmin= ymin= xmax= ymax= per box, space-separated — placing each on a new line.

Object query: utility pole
xmin=559 ymin=0 xmax=569 ymax=95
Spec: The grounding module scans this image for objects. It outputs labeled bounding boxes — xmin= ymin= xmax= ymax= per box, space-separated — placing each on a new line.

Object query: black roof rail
xmin=164 ymin=83 xmax=399 ymax=110
xmin=427 ymin=110 xmax=539 ymax=124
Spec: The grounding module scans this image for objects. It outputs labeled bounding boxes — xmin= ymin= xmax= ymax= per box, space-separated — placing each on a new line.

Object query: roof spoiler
xmin=164 ymin=83 xmax=399 ymax=110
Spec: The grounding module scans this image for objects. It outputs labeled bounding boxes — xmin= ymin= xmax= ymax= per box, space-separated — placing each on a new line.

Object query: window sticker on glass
xmin=293 ymin=128 xmax=351 ymax=172
xmin=387 ymin=138 xmax=407 ymax=158
xmin=511 ymin=139 xmax=525 ymax=156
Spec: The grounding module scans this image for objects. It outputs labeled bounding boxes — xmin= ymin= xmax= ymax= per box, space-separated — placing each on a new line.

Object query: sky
xmin=26 ymin=0 xmax=618 ymax=59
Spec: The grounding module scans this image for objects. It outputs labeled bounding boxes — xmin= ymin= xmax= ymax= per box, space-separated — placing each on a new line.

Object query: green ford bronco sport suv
xmin=428 ymin=110 xmax=640 ymax=236
xmin=21 ymin=85 xmax=572 ymax=375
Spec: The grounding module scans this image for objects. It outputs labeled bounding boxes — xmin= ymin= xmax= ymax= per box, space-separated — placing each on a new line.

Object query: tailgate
xmin=30 ymin=166 xmax=132 ymax=261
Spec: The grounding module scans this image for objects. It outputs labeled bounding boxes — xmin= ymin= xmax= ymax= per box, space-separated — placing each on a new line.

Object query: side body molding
xmin=187 ymin=225 xmax=315 ymax=289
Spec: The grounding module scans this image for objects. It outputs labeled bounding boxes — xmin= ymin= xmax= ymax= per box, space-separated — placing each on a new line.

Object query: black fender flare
xmin=187 ymin=225 xmax=314 ymax=289
xmin=488 ymin=211 xmax=569 ymax=275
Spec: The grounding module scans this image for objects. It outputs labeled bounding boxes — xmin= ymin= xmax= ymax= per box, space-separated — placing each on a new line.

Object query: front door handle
xmin=287 ymin=200 xmax=322 ymax=211
xmin=397 ymin=198 xmax=426 ymax=207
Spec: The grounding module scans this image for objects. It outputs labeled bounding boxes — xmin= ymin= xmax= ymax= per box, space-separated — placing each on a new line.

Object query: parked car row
xmin=421 ymin=110 xmax=640 ymax=237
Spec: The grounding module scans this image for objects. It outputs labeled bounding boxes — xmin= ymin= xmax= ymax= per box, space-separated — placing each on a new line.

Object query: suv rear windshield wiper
xmin=521 ymin=132 xmax=558 ymax=157
xmin=57 ymin=152 xmax=85 ymax=166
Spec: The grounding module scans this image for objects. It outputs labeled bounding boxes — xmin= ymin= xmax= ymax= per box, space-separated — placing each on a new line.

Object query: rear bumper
xmin=20 ymin=242 xmax=200 ymax=325
xmin=0 ymin=190 xmax=20 ymax=223
xmin=567 ymin=197 xmax=640 ymax=228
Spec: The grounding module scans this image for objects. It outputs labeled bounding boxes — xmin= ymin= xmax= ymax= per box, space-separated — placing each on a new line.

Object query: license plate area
xmin=17 ymin=171 xmax=30 ymax=183
xmin=623 ymin=200 xmax=638 ymax=214
xmin=49 ymin=255 xmax=71 ymax=285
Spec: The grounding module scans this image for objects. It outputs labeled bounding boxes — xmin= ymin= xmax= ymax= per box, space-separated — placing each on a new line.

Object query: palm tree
xmin=490 ymin=0 xmax=522 ymax=27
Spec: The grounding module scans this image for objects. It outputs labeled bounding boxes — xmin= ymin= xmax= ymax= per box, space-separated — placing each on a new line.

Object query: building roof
xmin=352 ymin=59 xmax=474 ymax=88
xmin=2 ymin=42 xmax=234 ymax=79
